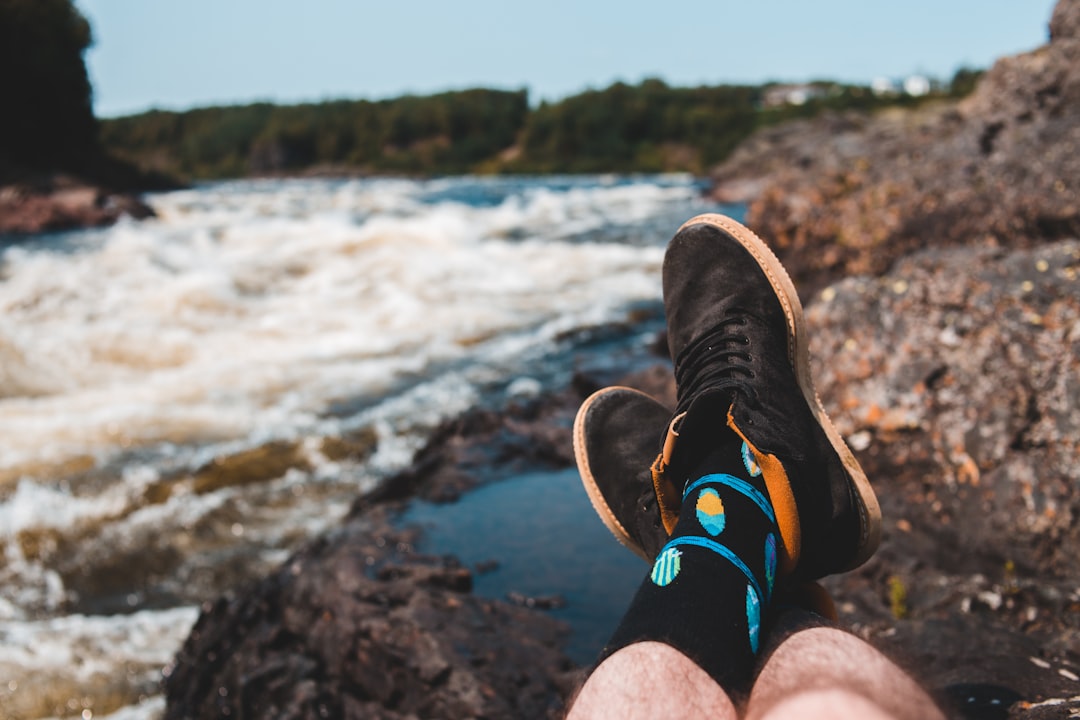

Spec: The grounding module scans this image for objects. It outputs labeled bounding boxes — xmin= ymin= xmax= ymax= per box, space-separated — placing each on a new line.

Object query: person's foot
xmin=576 ymin=385 xmax=843 ymax=624
xmin=574 ymin=213 xmax=881 ymax=580
xmin=573 ymin=385 xmax=672 ymax=562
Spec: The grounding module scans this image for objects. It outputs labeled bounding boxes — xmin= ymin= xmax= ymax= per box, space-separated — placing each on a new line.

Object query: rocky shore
xmin=0 ymin=174 xmax=156 ymax=235
xmin=163 ymin=394 xmax=587 ymax=720
xmin=162 ymin=3 xmax=1080 ymax=719
xmin=163 ymin=229 xmax=1080 ymax=717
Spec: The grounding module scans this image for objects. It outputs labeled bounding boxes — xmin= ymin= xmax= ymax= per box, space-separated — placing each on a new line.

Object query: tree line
xmin=100 ymin=74 xmax=977 ymax=181
xmin=0 ymin=0 xmax=983 ymax=186
xmin=0 ymin=0 xmax=97 ymax=182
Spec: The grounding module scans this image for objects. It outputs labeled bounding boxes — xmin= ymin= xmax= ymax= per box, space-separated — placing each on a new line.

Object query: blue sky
xmin=75 ymin=0 xmax=1058 ymax=118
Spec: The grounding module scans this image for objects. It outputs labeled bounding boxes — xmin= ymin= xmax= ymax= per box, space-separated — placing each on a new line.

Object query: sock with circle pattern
xmin=598 ymin=429 xmax=779 ymax=699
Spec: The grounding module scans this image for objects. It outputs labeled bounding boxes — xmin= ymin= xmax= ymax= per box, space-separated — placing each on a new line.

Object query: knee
xmin=754 ymin=689 xmax=898 ymax=720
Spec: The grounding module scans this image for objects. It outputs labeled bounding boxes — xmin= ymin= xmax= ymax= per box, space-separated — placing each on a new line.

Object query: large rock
xmin=710 ymin=0 xmax=1080 ymax=298
xmin=1051 ymin=0 xmax=1080 ymax=39
xmin=0 ymin=175 xmax=154 ymax=234
xmin=163 ymin=523 xmax=576 ymax=720
xmin=164 ymin=391 xmax=584 ymax=720
xmin=807 ymin=240 xmax=1080 ymax=668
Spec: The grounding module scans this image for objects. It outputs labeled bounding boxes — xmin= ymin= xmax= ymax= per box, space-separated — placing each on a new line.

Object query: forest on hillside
xmin=100 ymin=74 xmax=980 ymax=181
xmin=0 ymin=0 xmax=98 ymax=181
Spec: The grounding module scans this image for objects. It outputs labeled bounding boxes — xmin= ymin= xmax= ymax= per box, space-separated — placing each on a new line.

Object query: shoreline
xmin=0 ymin=173 xmax=156 ymax=236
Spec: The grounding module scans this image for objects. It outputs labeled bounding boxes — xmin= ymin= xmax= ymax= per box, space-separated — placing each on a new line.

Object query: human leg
xmin=747 ymin=626 xmax=945 ymax=720
xmin=567 ymin=642 xmax=737 ymax=720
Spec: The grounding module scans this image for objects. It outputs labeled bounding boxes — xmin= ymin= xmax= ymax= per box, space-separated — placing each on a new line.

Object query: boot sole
xmin=573 ymin=386 xmax=663 ymax=563
xmin=677 ymin=214 xmax=882 ymax=572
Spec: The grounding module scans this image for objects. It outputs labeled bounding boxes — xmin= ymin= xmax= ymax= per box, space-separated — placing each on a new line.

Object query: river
xmin=0 ymin=175 xmax=732 ymax=719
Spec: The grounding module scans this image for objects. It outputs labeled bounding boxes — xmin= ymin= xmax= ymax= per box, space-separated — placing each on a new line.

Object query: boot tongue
xmin=667 ymin=388 xmax=738 ymax=486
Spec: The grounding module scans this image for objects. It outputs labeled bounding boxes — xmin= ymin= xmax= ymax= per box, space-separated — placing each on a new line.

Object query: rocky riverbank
xmin=0 ymin=174 xmax=156 ymax=235
xmin=163 ymin=392 xmax=587 ymax=719
xmin=163 ymin=243 xmax=1080 ymax=720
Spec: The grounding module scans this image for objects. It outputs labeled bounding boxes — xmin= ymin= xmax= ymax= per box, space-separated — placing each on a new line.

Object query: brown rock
xmin=709 ymin=0 xmax=1080 ymax=299
xmin=807 ymin=239 xmax=1080 ymax=718
xmin=1050 ymin=0 xmax=1080 ymax=39
xmin=163 ymin=523 xmax=574 ymax=720
xmin=0 ymin=175 xmax=154 ymax=234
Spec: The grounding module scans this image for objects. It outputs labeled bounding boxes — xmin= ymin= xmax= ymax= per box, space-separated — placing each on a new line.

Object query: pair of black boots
xmin=573 ymin=213 xmax=881 ymax=586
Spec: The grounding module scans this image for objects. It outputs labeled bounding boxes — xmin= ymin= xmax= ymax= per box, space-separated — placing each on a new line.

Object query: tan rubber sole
xmin=572 ymin=386 xmax=655 ymax=563
xmin=677 ymin=213 xmax=882 ymax=572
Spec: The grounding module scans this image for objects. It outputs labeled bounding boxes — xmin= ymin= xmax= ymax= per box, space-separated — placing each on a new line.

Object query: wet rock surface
xmin=164 ymin=393 xmax=585 ymax=720
xmin=163 ymin=521 xmax=578 ymax=720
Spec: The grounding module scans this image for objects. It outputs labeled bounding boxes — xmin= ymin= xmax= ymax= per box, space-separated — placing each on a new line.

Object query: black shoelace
xmin=672 ymin=312 xmax=760 ymax=416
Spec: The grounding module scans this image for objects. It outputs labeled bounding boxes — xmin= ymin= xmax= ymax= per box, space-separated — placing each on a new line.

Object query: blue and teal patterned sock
xmin=599 ymin=430 xmax=779 ymax=699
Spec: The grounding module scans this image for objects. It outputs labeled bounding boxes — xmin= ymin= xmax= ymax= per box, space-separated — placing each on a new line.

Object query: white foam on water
xmin=0 ymin=177 xmax=678 ymax=479
xmin=0 ymin=607 xmax=197 ymax=719
xmin=0 ymin=606 xmax=198 ymax=679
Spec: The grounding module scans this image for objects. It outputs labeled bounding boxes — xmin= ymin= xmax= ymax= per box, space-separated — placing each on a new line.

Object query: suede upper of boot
xmin=661 ymin=222 xmax=859 ymax=579
xmin=579 ymin=387 xmax=672 ymax=561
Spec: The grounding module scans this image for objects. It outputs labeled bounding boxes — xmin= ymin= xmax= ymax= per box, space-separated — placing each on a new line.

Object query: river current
xmin=0 ymin=175 xmax=730 ymax=718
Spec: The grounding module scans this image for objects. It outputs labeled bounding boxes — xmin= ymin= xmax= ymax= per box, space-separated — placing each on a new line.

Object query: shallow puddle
xmin=400 ymin=468 xmax=646 ymax=664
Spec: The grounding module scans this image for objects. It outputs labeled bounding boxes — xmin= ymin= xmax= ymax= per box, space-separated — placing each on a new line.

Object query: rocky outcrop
xmin=0 ymin=175 xmax=155 ymax=235
xmin=811 ymin=239 xmax=1080 ymax=717
xmin=710 ymin=0 xmax=1080 ymax=298
xmin=164 ymin=393 xmax=584 ymax=720
xmin=580 ymin=241 xmax=1080 ymax=718
xmin=163 ymin=522 xmax=577 ymax=720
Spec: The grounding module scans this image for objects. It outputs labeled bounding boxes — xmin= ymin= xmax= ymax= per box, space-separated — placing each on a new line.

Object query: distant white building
xmin=903 ymin=75 xmax=931 ymax=97
xmin=871 ymin=77 xmax=898 ymax=96
xmin=762 ymin=83 xmax=830 ymax=107
xmin=871 ymin=75 xmax=932 ymax=98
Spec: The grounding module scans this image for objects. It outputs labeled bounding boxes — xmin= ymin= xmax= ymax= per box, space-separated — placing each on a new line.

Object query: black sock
xmin=599 ymin=430 xmax=779 ymax=699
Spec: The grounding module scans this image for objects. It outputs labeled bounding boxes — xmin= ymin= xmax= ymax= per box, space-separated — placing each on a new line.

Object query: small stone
xmin=848 ymin=431 xmax=872 ymax=452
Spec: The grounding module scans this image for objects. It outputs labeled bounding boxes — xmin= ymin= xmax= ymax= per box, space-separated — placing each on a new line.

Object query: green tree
xmin=949 ymin=67 xmax=985 ymax=98
xmin=0 ymin=0 xmax=98 ymax=176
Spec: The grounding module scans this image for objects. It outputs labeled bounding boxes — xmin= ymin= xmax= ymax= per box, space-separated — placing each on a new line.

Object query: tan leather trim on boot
xmin=727 ymin=409 xmax=801 ymax=576
xmin=650 ymin=413 xmax=686 ymax=535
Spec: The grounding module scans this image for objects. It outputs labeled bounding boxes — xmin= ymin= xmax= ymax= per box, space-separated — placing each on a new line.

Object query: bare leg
xmin=567 ymin=642 xmax=738 ymax=720
xmin=745 ymin=627 xmax=945 ymax=720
